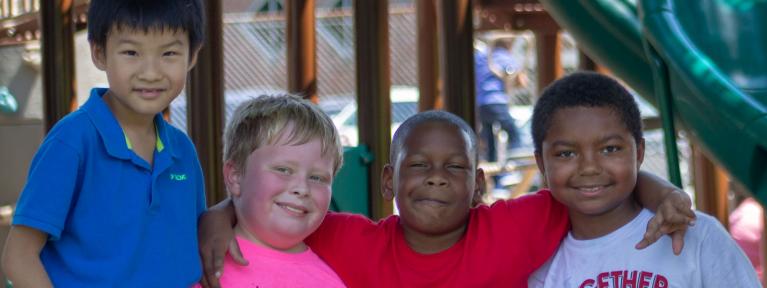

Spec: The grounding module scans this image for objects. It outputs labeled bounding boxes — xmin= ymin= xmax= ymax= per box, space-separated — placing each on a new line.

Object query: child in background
xmin=1 ymin=0 xmax=206 ymax=286
xmin=528 ymin=72 xmax=759 ymax=287
xmin=193 ymin=95 xmax=346 ymax=287
xmin=199 ymin=110 xmax=695 ymax=288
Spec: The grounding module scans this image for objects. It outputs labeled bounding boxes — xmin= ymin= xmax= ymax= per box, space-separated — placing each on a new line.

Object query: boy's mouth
xmin=133 ymin=88 xmax=166 ymax=99
xmin=414 ymin=198 xmax=448 ymax=207
xmin=275 ymin=201 xmax=308 ymax=215
xmin=574 ymin=185 xmax=610 ymax=197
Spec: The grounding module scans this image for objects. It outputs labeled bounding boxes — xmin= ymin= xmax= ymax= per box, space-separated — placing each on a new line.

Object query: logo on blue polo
xmin=170 ymin=173 xmax=187 ymax=181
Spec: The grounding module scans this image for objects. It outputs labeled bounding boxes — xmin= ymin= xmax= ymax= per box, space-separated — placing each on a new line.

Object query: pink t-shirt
xmin=195 ymin=236 xmax=346 ymax=287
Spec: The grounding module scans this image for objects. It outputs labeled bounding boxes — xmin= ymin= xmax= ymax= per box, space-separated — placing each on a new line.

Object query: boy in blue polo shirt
xmin=1 ymin=0 xmax=206 ymax=286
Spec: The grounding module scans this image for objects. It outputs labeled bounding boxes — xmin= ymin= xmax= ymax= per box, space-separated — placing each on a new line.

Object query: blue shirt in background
xmin=475 ymin=47 xmax=521 ymax=106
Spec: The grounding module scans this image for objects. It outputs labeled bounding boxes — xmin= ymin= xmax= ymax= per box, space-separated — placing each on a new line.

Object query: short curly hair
xmin=390 ymin=110 xmax=478 ymax=166
xmin=532 ymin=72 xmax=643 ymax=153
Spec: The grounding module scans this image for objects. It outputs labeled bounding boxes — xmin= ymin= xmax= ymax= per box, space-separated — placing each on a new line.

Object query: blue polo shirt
xmin=13 ymin=88 xmax=206 ymax=286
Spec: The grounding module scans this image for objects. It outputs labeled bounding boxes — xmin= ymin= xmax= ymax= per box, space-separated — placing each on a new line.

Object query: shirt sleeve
xmin=12 ymin=138 xmax=82 ymax=240
xmin=505 ymin=190 xmax=569 ymax=270
xmin=698 ymin=214 xmax=761 ymax=287
xmin=306 ymin=212 xmax=376 ymax=261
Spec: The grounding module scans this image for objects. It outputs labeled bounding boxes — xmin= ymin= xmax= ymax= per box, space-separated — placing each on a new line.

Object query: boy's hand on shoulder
xmin=635 ymin=188 xmax=696 ymax=255
xmin=198 ymin=199 xmax=247 ymax=288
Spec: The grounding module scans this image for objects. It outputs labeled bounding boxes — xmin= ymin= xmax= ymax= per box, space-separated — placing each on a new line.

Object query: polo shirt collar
xmin=82 ymin=88 xmax=179 ymax=161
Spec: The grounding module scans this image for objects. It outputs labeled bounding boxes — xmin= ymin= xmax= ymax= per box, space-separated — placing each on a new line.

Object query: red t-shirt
xmin=305 ymin=190 xmax=568 ymax=288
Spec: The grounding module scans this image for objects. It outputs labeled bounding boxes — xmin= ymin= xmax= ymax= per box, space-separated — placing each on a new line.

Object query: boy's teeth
xmin=281 ymin=204 xmax=305 ymax=214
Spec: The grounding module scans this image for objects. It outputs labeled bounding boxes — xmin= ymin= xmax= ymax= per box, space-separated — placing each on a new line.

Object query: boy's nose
xmin=138 ymin=59 xmax=162 ymax=81
xmin=290 ymin=179 xmax=310 ymax=197
xmin=578 ymin=153 xmax=602 ymax=175
xmin=426 ymin=170 xmax=449 ymax=187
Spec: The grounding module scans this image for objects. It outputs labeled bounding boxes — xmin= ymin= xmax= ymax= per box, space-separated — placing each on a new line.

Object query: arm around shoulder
xmin=2 ymin=225 xmax=53 ymax=288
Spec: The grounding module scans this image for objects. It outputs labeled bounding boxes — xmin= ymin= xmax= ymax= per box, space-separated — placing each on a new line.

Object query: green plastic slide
xmin=539 ymin=0 xmax=767 ymax=204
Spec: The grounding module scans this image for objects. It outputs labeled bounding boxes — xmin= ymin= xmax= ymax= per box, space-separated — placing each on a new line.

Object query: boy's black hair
xmin=390 ymin=110 xmax=478 ymax=164
xmin=532 ymin=72 xmax=643 ymax=153
xmin=87 ymin=0 xmax=205 ymax=52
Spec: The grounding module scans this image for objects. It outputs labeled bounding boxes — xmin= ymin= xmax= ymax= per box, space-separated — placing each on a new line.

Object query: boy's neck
xmin=401 ymin=221 xmax=467 ymax=254
xmin=569 ymin=199 xmax=642 ymax=240
xmin=234 ymin=224 xmax=308 ymax=254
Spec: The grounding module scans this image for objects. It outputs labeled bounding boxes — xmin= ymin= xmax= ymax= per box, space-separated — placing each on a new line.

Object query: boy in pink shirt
xmin=195 ymin=95 xmax=345 ymax=287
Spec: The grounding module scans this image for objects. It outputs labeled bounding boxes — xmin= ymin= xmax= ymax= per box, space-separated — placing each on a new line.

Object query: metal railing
xmin=0 ymin=0 xmax=37 ymax=20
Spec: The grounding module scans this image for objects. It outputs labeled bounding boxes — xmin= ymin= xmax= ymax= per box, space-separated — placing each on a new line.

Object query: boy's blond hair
xmin=223 ymin=94 xmax=343 ymax=175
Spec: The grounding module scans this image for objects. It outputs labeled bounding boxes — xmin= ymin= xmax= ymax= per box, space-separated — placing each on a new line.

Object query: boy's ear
xmin=187 ymin=47 xmax=202 ymax=71
xmin=223 ymin=161 xmax=242 ymax=197
xmin=90 ymin=42 xmax=107 ymax=71
xmin=472 ymin=168 xmax=486 ymax=205
xmin=636 ymin=137 xmax=646 ymax=167
xmin=382 ymin=164 xmax=395 ymax=201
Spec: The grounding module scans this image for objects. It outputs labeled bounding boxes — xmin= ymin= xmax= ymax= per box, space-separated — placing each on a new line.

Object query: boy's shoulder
xmin=480 ymin=189 xmax=563 ymax=216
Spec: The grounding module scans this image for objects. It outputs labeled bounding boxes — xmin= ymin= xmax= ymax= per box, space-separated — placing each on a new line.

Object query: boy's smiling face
xmin=383 ymin=121 xmax=483 ymax=248
xmin=536 ymin=106 xmax=644 ymax=221
xmin=225 ymin=127 xmax=335 ymax=253
xmin=91 ymin=27 xmax=198 ymax=118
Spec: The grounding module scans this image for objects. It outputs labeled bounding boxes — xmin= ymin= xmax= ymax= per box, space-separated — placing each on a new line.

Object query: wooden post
xmin=188 ymin=0 xmax=225 ymax=206
xmin=354 ymin=0 xmax=392 ymax=220
xmin=436 ymin=0 xmax=475 ymax=126
xmin=417 ymin=0 xmax=441 ymax=111
xmin=534 ymin=30 xmax=562 ymax=94
xmin=286 ymin=0 xmax=317 ymax=103
xmin=692 ymin=145 xmax=730 ymax=226
xmin=40 ymin=0 xmax=77 ymax=131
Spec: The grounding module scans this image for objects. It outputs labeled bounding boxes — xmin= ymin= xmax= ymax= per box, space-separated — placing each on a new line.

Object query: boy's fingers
xmin=637 ymin=214 xmax=664 ymax=249
xmin=671 ymin=229 xmax=686 ymax=255
xmin=229 ymin=239 xmax=249 ymax=266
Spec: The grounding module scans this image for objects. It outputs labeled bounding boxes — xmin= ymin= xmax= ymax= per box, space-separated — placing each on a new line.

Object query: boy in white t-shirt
xmin=528 ymin=72 xmax=760 ymax=287
xmin=195 ymin=95 xmax=346 ymax=287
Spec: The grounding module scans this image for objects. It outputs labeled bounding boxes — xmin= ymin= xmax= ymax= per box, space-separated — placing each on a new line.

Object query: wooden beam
xmin=437 ymin=0 xmax=475 ymax=126
xmin=416 ymin=0 xmax=441 ymax=111
xmin=354 ymin=0 xmax=392 ymax=220
xmin=40 ymin=0 xmax=77 ymax=131
xmin=692 ymin=145 xmax=730 ymax=226
xmin=534 ymin=29 xmax=562 ymax=94
xmin=286 ymin=0 xmax=317 ymax=103
xmin=188 ymin=0 xmax=225 ymax=206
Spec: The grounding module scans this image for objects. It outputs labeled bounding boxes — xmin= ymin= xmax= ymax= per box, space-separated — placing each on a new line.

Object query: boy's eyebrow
xmin=114 ymin=39 xmax=184 ymax=48
xmin=159 ymin=40 xmax=185 ymax=48
xmin=550 ymin=134 xmax=628 ymax=148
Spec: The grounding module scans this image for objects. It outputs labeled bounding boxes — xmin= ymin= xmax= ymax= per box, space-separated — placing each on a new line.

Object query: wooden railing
xmin=0 ymin=0 xmax=38 ymax=20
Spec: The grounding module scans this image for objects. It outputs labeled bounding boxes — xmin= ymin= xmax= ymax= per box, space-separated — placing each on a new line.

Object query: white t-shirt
xmin=529 ymin=209 xmax=761 ymax=288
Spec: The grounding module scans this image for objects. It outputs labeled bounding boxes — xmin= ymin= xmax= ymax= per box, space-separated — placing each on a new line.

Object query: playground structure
xmin=0 ymin=0 xmax=765 ymax=281
xmin=539 ymin=0 xmax=767 ymax=219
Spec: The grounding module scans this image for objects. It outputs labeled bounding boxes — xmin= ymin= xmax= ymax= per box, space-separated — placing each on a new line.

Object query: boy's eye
xmin=120 ymin=50 xmax=138 ymax=56
xmin=309 ymin=174 xmax=330 ymax=183
xmin=602 ymin=145 xmax=622 ymax=154
xmin=409 ymin=162 xmax=427 ymax=168
xmin=274 ymin=167 xmax=291 ymax=175
xmin=555 ymin=151 xmax=576 ymax=158
xmin=163 ymin=51 xmax=180 ymax=57
xmin=447 ymin=163 xmax=466 ymax=170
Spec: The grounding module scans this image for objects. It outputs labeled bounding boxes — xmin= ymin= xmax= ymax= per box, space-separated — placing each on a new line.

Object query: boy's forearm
xmin=206 ymin=197 xmax=236 ymax=226
xmin=634 ymin=170 xmax=679 ymax=210
xmin=2 ymin=226 xmax=53 ymax=288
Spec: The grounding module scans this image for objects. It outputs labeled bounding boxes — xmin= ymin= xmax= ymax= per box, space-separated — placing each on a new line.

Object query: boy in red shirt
xmin=199 ymin=111 xmax=694 ymax=288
